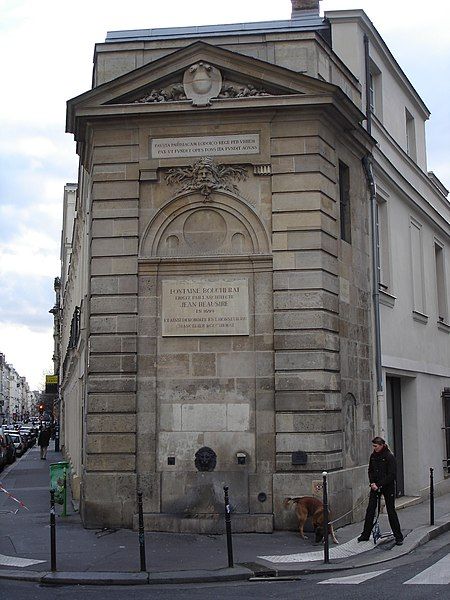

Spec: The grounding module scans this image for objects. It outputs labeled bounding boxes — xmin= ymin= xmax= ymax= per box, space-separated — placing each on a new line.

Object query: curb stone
xmin=0 ymin=517 xmax=448 ymax=586
xmin=148 ymin=566 xmax=253 ymax=585
xmin=41 ymin=572 xmax=150 ymax=585
xmin=256 ymin=516 xmax=450 ymax=577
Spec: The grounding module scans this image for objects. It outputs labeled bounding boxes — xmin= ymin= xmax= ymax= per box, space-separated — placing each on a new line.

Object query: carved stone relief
xmin=183 ymin=62 xmax=222 ymax=106
xmin=165 ymin=157 xmax=247 ymax=200
xmin=140 ymin=185 xmax=271 ymax=258
xmin=194 ymin=447 xmax=217 ymax=472
xmin=132 ymin=63 xmax=286 ymax=105
xmin=155 ymin=205 xmax=253 ymax=256
xmin=134 ymin=83 xmax=187 ymax=103
xmin=218 ymin=82 xmax=271 ymax=98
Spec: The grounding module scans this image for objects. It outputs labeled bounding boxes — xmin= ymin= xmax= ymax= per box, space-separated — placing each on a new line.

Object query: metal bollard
xmin=223 ymin=486 xmax=234 ymax=568
xmin=430 ymin=468 xmax=434 ymax=526
xmin=322 ymin=471 xmax=329 ymax=564
xmin=137 ymin=492 xmax=147 ymax=572
xmin=50 ymin=489 xmax=56 ymax=572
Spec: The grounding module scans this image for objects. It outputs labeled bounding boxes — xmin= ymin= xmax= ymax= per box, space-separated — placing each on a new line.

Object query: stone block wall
xmin=135 ymin=124 xmax=276 ymax=527
xmin=71 ymin=75 xmax=373 ymax=531
xmin=77 ymin=111 xmax=373 ymax=530
xmin=82 ymin=125 xmax=140 ymax=528
xmin=270 ymin=114 xmax=372 ymax=528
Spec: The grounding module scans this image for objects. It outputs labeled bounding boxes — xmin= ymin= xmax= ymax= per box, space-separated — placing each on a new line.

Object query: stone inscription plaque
xmin=151 ymin=134 xmax=260 ymax=159
xmin=162 ymin=279 xmax=249 ymax=336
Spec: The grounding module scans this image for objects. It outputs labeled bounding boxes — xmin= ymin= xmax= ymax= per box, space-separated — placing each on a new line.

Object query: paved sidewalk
xmin=0 ymin=444 xmax=449 ymax=585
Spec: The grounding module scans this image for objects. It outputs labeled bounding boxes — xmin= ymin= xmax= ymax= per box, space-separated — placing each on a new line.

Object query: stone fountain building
xmin=62 ymin=1 xmax=379 ymax=531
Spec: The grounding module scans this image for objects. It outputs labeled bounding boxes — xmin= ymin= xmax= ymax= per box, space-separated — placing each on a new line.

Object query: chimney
xmin=291 ymin=0 xmax=321 ymax=20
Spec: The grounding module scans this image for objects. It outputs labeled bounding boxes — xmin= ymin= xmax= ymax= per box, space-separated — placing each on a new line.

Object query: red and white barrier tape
xmin=0 ymin=483 xmax=29 ymax=512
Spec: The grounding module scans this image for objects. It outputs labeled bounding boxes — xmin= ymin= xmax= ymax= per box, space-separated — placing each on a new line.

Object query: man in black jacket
xmin=38 ymin=426 xmax=52 ymax=460
xmin=357 ymin=436 xmax=403 ymax=545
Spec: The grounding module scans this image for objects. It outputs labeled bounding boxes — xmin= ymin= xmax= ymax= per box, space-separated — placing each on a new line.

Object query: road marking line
xmin=318 ymin=569 xmax=390 ymax=584
xmin=0 ymin=553 xmax=46 ymax=567
xmin=404 ymin=553 xmax=450 ymax=585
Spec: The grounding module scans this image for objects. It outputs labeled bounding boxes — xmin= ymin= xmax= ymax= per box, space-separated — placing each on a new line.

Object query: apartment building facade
xmin=0 ymin=353 xmax=36 ymax=423
xmin=59 ymin=0 xmax=449 ymax=530
xmin=327 ymin=9 xmax=450 ymax=497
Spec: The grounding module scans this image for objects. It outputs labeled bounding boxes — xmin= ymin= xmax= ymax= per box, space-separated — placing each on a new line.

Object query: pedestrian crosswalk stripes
xmin=0 ymin=553 xmax=45 ymax=567
xmin=404 ymin=553 xmax=450 ymax=585
xmin=318 ymin=569 xmax=390 ymax=584
xmin=260 ymin=536 xmax=375 ymax=563
xmin=315 ymin=553 xmax=450 ymax=585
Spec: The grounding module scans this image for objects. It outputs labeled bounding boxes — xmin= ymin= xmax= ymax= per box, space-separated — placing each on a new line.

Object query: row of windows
xmin=337 ymin=163 xmax=448 ymax=326
xmin=378 ymin=203 xmax=448 ymax=325
xmin=369 ymin=61 xmax=417 ymax=161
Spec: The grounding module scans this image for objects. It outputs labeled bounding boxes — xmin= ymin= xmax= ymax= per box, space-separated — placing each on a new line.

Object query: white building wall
xmin=0 ymin=355 xmax=9 ymax=421
xmin=62 ymin=363 xmax=84 ymax=500
xmin=328 ymin=9 xmax=450 ymax=497
xmin=59 ymin=176 xmax=90 ymax=502
xmin=327 ymin=10 xmax=429 ymax=169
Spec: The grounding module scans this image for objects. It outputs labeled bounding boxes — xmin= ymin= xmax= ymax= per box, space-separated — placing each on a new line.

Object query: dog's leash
xmin=372 ymin=492 xmax=382 ymax=543
xmin=328 ymin=495 xmax=370 ymax=525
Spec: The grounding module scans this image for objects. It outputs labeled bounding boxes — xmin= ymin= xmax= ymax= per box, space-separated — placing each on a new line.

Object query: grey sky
xmin=0 ymin=0 xmax=448 ymax=388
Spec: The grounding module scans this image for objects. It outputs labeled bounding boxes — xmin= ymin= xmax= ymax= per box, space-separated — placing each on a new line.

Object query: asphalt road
xmin=2 ymin=533 xmax=449 ymax=599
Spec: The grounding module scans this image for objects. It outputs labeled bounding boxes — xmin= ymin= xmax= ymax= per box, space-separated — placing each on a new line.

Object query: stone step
xmin=379 ymin=495 xmax=422 ymax=513
xmin=395 ymin=495 xmax=422 ymax=510
xmin=132 ymin=513 xmax=273 ymax=534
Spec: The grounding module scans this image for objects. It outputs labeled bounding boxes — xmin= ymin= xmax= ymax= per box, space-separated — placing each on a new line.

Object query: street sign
xmin=312 ymin=480 xmax=323 ymax=495
xmin=45 ymin=375 xmax=58 ymax=394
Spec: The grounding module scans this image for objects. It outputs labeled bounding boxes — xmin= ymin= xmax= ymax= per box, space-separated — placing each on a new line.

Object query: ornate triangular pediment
xmin=120 ymin=74 xmax=290 ymax=105
xmin=67 ymin=41 xmax=362 ymax=138
xmin=107 ymin=57 xmax=302 ymax=106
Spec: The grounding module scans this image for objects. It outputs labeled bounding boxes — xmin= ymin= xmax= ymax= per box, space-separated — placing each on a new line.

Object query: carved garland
xmin=218 ymin=83 xmax=270 ymax=98
xmin=134 ymin=81 xmax=272 ymax=103
xmin=134 ymin=83 xmax=187 ymax=103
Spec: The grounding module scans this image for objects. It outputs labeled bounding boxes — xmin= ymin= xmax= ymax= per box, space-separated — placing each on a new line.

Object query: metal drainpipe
xmin=364 ymin=34 xmax=372 ymax=136
xmin=363 ymin=34 xmax=384 ymax=434
xmin=362 ymin=157 xmax=382 ymax=385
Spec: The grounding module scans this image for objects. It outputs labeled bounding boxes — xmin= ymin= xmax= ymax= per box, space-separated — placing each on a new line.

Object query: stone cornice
xmin=69 ymin=93 xmax=371 ymax=157
xmin=325 ymin=9 xmax=430 ymax=119
xmin=138 ymin=254 xmax=273 ymax=276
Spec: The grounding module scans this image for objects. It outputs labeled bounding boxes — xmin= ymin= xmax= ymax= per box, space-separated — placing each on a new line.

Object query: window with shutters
xmin=434 ymin=241 xmax=448 ymax=323
xmin=410 ymin=218 xmax=427 ymax=320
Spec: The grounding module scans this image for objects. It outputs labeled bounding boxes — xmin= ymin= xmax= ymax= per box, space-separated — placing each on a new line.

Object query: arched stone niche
xmin=140 ymin=191 xmax=270 ymax=258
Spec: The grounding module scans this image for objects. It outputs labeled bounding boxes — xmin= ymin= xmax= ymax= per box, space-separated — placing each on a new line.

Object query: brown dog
xmin=284 ymin=496 xmax=339 ymax=544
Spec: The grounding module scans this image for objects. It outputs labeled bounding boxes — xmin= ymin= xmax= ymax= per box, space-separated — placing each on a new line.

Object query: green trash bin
xmin=50 ymin=461 xmax=69 ymax=516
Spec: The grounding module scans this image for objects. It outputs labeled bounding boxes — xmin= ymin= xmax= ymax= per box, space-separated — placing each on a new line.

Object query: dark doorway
xmin=386 ymin=376 xmax=404 ymax=497
xmin=443 ymin=389 xmax=450 ymax=473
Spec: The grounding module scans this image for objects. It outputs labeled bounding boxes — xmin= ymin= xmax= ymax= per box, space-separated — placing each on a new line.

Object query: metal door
xmin=386 ymin=376 xmax=404 ymax=497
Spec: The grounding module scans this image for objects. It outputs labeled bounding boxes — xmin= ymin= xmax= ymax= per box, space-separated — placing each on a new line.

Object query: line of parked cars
xmin=0 ymin=420 xmax=40 ymax=471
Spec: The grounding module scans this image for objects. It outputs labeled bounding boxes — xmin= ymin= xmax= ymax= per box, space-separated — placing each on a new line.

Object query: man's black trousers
xmin=361 ymin=488 xmax=403 ymax=541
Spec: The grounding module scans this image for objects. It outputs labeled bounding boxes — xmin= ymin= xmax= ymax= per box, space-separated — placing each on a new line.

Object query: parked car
xmin=20 ymin=426 xmax=37 ymax=447
xmin=0 ymin=438 xmax=7 ymax=470
xmin=3 ymin=433 xmax=16 ymax=464
xmin=19 ymin=431 xmax=32 ymax=449
xmin=0 ymin=427 xmax=16 ymax=468
xmin=4 ymin=431 xmax=26 ymax=457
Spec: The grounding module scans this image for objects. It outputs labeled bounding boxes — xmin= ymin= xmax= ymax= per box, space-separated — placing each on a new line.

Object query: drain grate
xmin=239 ymin=561 xmax=278 ymax=578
